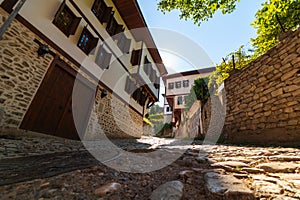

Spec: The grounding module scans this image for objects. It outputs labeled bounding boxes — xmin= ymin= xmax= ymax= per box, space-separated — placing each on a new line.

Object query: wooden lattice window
xmin=95 ymin=45 xmax=112 ymax=70
xmin=77 ymin=27 xmax=99 ymax=55
xmin=91 ymin=0 xmax=112 ymax=23
xmin=53 ymin=1 xmax=81 ymax=37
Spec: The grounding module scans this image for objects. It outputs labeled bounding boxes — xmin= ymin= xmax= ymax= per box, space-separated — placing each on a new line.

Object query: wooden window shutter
xmin=1 ymin=0 xmax=19 ymax=13
xmin=69 ymin=16 xmax=81 ymax=36
xmin=131 ymin=49 xmax=141 ymax=66
xmin=96 ymin=45 xmax=105 ymax=69
xmin=103 ymin=51 xmax=112 ymax=69
xmin=131 ymin=81 xmax=136 ymax=94
xmin=101 ymin=6 xmax=112 ymax=23
xmin=123 ymin=38 xmax=131 ymax=54
xmin=125 ymin=77 xmax=131 ymax=93
xmin=115 ymin=24 xmax=123 ymax=35
xmin=96 ymin=46 xmax=111 ymax=69
xmin=54 ymin=0 xmax=66 ymax=21
xmin=89 ymin=36 xmax=99 ymax=55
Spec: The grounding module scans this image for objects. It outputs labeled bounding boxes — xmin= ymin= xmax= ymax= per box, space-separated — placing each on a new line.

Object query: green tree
xmin=158 ymin=0 xmax=300 ymax=56
xmin=157 ymin=0 xmax=240 ymax=26
xmin=185 ymin=77 xmax=210 ymax=109
xmin=208 ymin=45 xmax=253 ymax=88
xmin=251 ymin=0 xmax=300 ymax=56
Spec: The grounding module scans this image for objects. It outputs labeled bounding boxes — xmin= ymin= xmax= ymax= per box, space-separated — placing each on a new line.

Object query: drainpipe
xmin=0 ymin=0 xmax=27 ymax=39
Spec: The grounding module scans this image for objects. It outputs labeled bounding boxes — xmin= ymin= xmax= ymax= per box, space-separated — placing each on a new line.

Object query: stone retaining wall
xmin=224 ymin=28 xmax=300 ymax=145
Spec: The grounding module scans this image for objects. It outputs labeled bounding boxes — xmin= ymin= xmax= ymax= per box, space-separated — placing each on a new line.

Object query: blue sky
xmin=137 ymin=0 xmax=265 ymax=72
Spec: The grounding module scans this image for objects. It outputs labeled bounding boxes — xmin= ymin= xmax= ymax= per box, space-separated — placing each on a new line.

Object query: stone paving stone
xmin=257 ymin=162 xmax=300 ymax=173
xmin=150 ymin=181 xmax=184 ymax=200
xmin=211 ymin=161 xmax=249 ymax=168
xmin=253 ymin=180 xmax=284 ymax=194
xmin=242 ymin=167 xmax=265 ymax=174
xmin=1 ymin=130 xmax=300 ymax=199
xmin=268 ymin=155 xmax=300 ymax=162
xmin=204 ymin=172 xmax=255 ymax=200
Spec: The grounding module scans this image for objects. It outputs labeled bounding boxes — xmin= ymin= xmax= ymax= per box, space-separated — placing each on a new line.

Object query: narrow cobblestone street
xmin=0 ymin=131 xmax=300 ymax=199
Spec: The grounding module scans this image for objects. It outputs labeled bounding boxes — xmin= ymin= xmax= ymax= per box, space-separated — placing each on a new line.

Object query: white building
xmin=162 ymin=67 xmax=215 ymax=128
xmin=0 ymin=0 xmax=167 ymax=139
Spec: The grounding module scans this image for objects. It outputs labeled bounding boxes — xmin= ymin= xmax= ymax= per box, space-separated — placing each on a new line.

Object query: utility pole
xmin=0 ymin=0 xmax=27 ymax=39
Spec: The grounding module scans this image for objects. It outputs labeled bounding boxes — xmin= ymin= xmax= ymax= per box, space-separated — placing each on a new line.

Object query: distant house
xmin=162 ymin=67 xmax=215 ymax=130
xmin=0 ymin=0 xmax=167 ymax=139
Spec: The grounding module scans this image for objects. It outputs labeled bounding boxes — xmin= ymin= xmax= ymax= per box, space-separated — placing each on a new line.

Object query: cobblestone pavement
xmin=0 ymin=131 xmax=300 ymax=199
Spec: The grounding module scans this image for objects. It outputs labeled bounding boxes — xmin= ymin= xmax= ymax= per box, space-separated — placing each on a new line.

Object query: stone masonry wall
xmin=224 ymin=28 xmax=300 ymax=145
xmin=0 ymin=8 xmax=54 ymax=128
xmin=0 ymin=8 xmax=143 ymax=139
xmin=85 ymin=90 xmax=142 ymax=139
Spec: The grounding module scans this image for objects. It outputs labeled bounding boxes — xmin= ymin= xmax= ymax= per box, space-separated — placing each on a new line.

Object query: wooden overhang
xmin=162 ymin=67 xmax=216 ymax=82
xmin=111 ymin=0 xmax=167 ymax=77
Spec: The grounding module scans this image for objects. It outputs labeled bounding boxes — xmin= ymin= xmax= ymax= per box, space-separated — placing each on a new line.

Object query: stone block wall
xmin=0 ymin=8 xmax=143 ymax=139
xmin=224 ymin=27 xmax=300 ymax=145
xmin=0 ymin=8 xmax=54 ymax=128
xmin=85 ymin=90 xmax=142 ymax=139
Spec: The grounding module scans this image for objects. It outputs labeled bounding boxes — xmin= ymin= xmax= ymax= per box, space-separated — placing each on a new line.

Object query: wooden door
xmin=21 ymin=59 xmax=95 ymax=140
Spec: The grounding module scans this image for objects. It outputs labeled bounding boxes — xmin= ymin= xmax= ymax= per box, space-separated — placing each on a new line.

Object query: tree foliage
xmin=157 ymin=0 xmax=240 ymax=26
xmin=251 ymin=0 xmax=300 ymax=56
xmin=158 ymin=0 xmax=300 ymax=56
xmin=185 ymin=77 xmax=210 ymax=109
xmin=210 ymin=45 xmax=253 ymax=87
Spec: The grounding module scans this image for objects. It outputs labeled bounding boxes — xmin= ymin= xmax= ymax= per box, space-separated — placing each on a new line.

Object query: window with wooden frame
xmin=168 ymin=82 xmax=174 ymax=90
xmin=131 ymin=49 xmax=142 ymax=66
xmin=91 ymin=0 xmax=112 ymax=23
xmin=183 ymin=80 xmax=189 ymax=88
xmin=77 ymin=27 xmax=99 ymax=55
xmin=177 ymin=96 xmax=183 ymax=105
xmin=106 ymin=14 xmax=123 ymax=36
xmin=53 ymin=1 xmax=81 ymax=37
xmin=175 ymin=81 xmax=181 ymax=89
xmin=184 ymin=95 xmax=189 ymax=105
xmin=0 ymin=0 xmax=18 ymax=13
xmin=95 ymin=45 xmax=112 ymax=70
xmin=117 ymin=33 xmax=131 ymax=54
